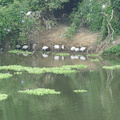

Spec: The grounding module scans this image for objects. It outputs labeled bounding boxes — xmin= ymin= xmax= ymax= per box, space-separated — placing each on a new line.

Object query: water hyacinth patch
xmin=0 ymin=64 xmax=87 ymax=75
xmin=102 ymin=65 xmax=120 ymax=70
xmin=90 ymin=70 xmax=94 ymax=72
xmin=54 ymin=53 xmax=70 ymax=56
xmin=87 ymin=54 xmax=99 ymax=57
xmin=0 ymin=94 xmax=8 ymax=101
xmin=8 ymin=50 xmax=33 ymax=54
xmin=73 ymin=90 xmax=87 ymax=93
xmin=90 ymin=59 xmax=99 ymax=62
xmin=18 ymin=88 xmax=61 ymax=95
xmin=62 ymin=64 xmax=87 ymax=69
xmin=14 ymin=72 xmax=22 ymax=75
xmin=0 ymin=73 xmax=13 ymax=79
xmin=0 ymin=65 xmax=28 ymax=71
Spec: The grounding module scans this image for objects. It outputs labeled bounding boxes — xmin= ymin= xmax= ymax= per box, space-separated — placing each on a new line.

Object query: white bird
xmin=102 ymin=5 xmax=106 ymax=11
xmin=74 ymin=47 xmax=80 ymax=52
xmin=80 ymin=56 xmax=86 ymax=61
xmin=54 ymin=56 xmax=60 ymax=61
xmin=26 ymin=11 xmax=32 ymax=16
xmin=54 ymin=45 xmax=60 ymax=49
xmin=79 ymin=47 xmax=86 ymax=52
xmin=53 ymin=45 xmax=60 ymax=52
xmin=70 ymin=46 xmax=75 ymax=51
xmin=16 ymin=45 xmax=21 ymax=49
xmin=22 ymin=45 xmax=29 ymax=50
xmin=42 ymin=46 xmax=50 ymax=51
xmin=61 ymin=45 xmax=65 ymax=50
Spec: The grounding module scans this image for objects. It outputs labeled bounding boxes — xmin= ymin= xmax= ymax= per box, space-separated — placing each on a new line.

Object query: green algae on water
xmin=18 ymin=88 xmax=61 ymax=95
xmin=0 ymin=93 xmax=8 ymax=101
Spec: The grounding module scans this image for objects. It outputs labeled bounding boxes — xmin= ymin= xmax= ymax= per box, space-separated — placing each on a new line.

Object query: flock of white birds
xmin=42 ymin=45 xmax=86 ymax=52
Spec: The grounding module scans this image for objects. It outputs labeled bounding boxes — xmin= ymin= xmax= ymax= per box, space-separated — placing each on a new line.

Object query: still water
xmin=0 ymin=52 xmax=120 ymax=120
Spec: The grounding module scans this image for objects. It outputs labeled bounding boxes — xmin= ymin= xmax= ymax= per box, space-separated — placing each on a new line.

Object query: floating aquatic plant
xmin=90 ymin=70 xmax=94 ymax=72
xmin=54 ymin=53 xmax=70 ymax=56
xmin=8 ymin=50 xmax=33 ymax=54
xmin=73 ymin=90 xmax=87 ymax=93
xmin=62 ymin=64 xmax=87 ymax=69
xmin=90 ymin=59 xmax=99 ymax=62
xmin=14 ymin=72 xmax=22 ymax=75
xmin=0 ymin=64 xmax=87 ymax=75
xmin=18 ymin=88 xmax=61 ymax=95
xmin=102 ymin=65 xmax=120 ymax=70
xmin=0 ymin=93 xmax=8 ymax=101
xmin=0 ymin=73 xmax=12 ymax=79
xmin=0 ymin=65 xmax=28 ymax=71
xmin=87 ymin=54 xmax=99 ymax=57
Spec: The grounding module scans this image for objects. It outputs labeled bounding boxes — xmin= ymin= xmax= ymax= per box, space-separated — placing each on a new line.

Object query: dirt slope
xmin=28 ymin=25 xmax=120 ymax=53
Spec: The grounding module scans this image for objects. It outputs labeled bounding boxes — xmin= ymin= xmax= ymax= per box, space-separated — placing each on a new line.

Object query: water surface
xmin=0 ymin=52 xmax=120 ymax=120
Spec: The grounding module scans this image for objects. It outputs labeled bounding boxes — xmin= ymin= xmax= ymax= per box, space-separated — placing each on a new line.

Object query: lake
xmin=0 ymin=51 xmax=120 ymax=120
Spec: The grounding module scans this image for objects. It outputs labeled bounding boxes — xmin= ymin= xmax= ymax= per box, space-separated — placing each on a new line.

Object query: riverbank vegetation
xmin=0 ymin=0 xmax=120 ymax=54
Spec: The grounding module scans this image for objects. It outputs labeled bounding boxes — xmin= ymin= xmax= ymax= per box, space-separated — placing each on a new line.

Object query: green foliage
xmin=102 ymin=44 xmax=120 ymax=55
xmin=18 ymin=88 xmax=61 ymax=95
xmin=65 ymin=0 xmax=120 ymax=40
xmin=65 ymin=0 xmax=104 ymax=38
xmin=0 ymin=0 xmax=69 ymax=48
xmin=112 ymin=0 xmax=120 ymax=11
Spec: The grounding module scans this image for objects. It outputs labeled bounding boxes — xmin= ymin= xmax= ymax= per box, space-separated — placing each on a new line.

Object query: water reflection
xmin=80 ymin=56 xmax=86 ymax=61
xmin=0 ymin=52 xmax=120 ymax=120
xmin=53 ymin=55 xmax=60 ymax=61
xmin=42 ymin=53 xmax=49 ymax=58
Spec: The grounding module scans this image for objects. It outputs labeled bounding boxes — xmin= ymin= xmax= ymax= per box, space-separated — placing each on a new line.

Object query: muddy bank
xmin=28 ymin=25 xmax=99 ymax=52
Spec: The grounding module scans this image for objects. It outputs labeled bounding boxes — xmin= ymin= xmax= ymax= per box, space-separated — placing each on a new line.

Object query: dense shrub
xmin=0 ymin=0 xmax=69 ymax=48
xmin=65 ymin=0 xmax=120 ymax=40
xmin=102 ymin=44 xmax=120 ymax=55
